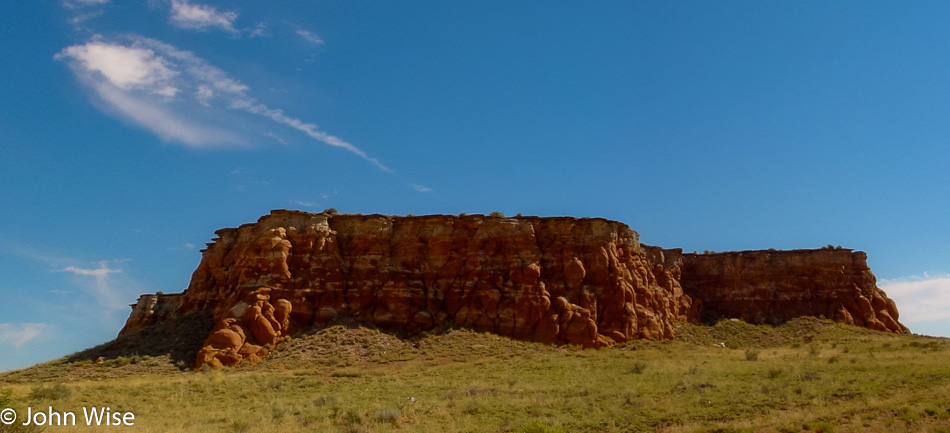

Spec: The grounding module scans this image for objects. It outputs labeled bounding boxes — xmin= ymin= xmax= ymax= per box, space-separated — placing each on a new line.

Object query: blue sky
xmin=1 ymin=1 xmax=949 ymax=371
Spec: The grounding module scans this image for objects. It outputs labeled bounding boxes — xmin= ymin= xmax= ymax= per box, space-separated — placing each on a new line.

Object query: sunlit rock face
xmin=680 ymin=249 xmax=906 ymax=333
xmin=124 ymin=210 xmax=693 ymax=350
xmin=119 ymin=210 xmax=906 ymax=367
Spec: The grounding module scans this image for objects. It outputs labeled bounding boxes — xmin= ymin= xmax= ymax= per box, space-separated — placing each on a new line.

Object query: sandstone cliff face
xmin=123 ymin=210 xmax=693 ymax=352
xmin=120 ymin=210 xmax=908 ymax=368
xmin=680 ymin=249 xmax=906 ymax=333
xmin=119 ymin=293 xmax=183 ymax=335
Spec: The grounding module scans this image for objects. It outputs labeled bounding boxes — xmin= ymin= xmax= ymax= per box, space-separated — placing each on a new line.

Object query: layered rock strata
xmin=119 ymin=210 xmax=907 ymax=368
xmin=124 ymin=211 xmax=692 ymax=353
xmin=679 ymin=249 xmax=906 ymax=333
xmin=119 ymin=292 xmax=183 ymax=335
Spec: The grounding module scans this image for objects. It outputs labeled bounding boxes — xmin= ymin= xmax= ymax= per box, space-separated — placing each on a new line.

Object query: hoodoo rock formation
xmin=120 ymin=210 xmax=907 ymax=368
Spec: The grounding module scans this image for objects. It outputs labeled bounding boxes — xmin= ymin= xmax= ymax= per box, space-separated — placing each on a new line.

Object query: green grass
xmin=2 ymin=318 xmax=949 ymax=432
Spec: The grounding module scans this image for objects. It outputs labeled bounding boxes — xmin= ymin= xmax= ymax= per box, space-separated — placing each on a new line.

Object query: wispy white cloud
xmin=62 ymin=0 xmax=110 ymax=9
xmin=264 ymin=131 xmax=286 ymax=144
xmin=169 ymin=0 xmax=238 ymax=33
xmin=290 ymin=200 xmax=318 ymax=208
xmin=56 ymin=39 xmax=179 ymax=92
xmin=295 ymin=29 xmax=324 ymax=45
xmin=70 ymin=10 xmax=105 ymax=25
xmin=229 ymin=99 xmax=393 ymax=172
xmin=880 ymin=274 xmax=950 ymax=323
xmin=52 ymin=260 xmax=132 ymax=310
xmin=249 ymin=22 xmax=270 ymax=38
xmin=57 ymin=34 xmax=392 ymax=168
xmin=0 ymin=323 xmax=56 ymax=348
xmin=88 ymin=74 xmax=244 ymax=146
xmin=56 ymin=263 xmax=121 ymax=277
xmin=411 ymin=184 xmax=432 ymax=193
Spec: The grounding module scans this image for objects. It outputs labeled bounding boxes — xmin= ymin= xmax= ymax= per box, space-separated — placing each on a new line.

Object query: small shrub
xmin=313 ymin=396 xmax=338 ymax=407
xmin=768 ymin=368 xmax=783 ymax=379
xmin=744 ymin=349 xmax=760 ymax=361
xmin=898 ymin=407 xmax=917 ymax=423
xmin=827 ymin=355 xmax=840 ymax=364
xmin=228 ymin=420 xmax=250 ymax=433
xmin=271 ymin=406 xmax=287 ymax=422
xmin=29 ymin=383 xmax=72 ymax=401
xmin=490 ymin=211 xmax=505 ymax=217
xmin=462 ymin=401 xmax=479 ymax=415
xmin=344 ymin=410 xmax=362 ymax=426
xmin=630 ymin=362 xmax=647 ymax=374
xmin=807 ymin=420 xmax=834 ymax=432
xmin=323 ymin=208 xmax=339 ymax=215
xmin=374 ymin=408 xmax=401 ymax=425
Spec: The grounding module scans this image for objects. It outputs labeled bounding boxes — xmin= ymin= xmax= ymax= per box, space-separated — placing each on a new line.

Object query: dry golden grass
xmin=2 ymin=318 xmax=949 ymax=432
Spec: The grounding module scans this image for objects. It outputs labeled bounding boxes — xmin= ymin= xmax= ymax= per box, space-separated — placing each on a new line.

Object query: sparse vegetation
xmin=744 ymin=348 xmax=760 ymax=361
xmin=490 ymin=211 xmax=505 ymax=217
xmin=0 ymin=317 xmax=947 ymax=432
xmin=28 ymin=382 xmax=72 ymax=400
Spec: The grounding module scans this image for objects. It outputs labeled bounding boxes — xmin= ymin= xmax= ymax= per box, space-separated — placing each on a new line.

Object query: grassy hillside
xmin=2 ymin=318 xmax=949 ymax=433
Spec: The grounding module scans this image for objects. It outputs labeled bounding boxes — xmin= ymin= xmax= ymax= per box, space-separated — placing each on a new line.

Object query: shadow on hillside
xmin=65 ymin=311 xmax=213 ymax=368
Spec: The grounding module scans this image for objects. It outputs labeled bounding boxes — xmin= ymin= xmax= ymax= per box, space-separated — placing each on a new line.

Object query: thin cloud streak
xmin=56 ymin=264 xmax=120 ymax=277
xmin=295 ymin=29 xmax=324 ymax=45
xmin=90 ymin=76 xmax=243 ymax=146
xmin=880 ymin=274 xmax=950 ymax=323
xmin=412 ymin=184 xmax=432 ymax=193
xmin=0 ymin=239 xmax=141 ymax=314
xmin=62 ymin=0 xmax=110 ymax=9
xmin=52 ymin=260 xmax=134 ymax=311
xmin=56 ymin=36 xmax=392 ymax=171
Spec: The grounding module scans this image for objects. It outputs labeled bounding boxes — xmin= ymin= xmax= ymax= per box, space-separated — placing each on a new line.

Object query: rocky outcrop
xmin=120 ymin=293 xmax=183 ymax=335
xmin=123 ymin=210 xmax=694 ymax=360
xmin=680 ymin=249 xmax=907 ymax=333
xmin=195 ymin=287 xmax=293 ymax=369
xmin=119 ymin=210 xmax=907 ymax=368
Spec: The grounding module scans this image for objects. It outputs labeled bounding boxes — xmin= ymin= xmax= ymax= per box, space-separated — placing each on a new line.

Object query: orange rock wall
xmin=120 ymin=211 xmax=909 ymax=356
xmin=679 ymin=249 xmax=906 ymax=333
xmin=126 ymin=210 xmax=693 ymax=348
